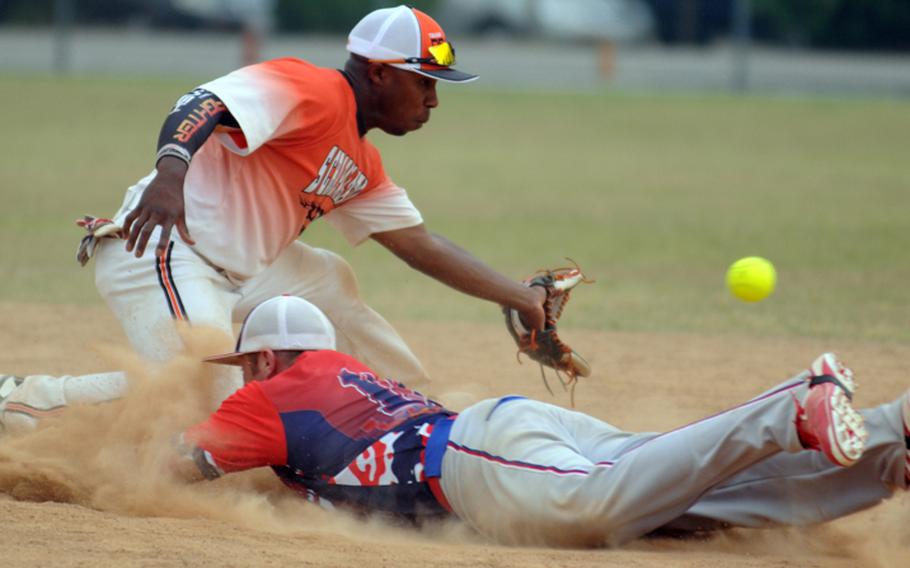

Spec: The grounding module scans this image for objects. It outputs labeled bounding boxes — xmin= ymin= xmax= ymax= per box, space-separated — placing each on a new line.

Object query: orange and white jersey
xmin=115 ymin=58 xmax=422 ymax=280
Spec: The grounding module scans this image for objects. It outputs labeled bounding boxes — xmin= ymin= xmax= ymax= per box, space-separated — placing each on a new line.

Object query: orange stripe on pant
xmin=3 ymin=402 xmax=66 ymax=418
xmin=158 ymin=254 xmax=185 ymax=321
xmin=155 ymin=242 xmax=188 ymax=321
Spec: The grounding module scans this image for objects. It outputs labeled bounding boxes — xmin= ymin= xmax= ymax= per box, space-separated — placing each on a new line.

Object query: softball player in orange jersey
xmin=0 ymin=6 xmax=547 ymax=432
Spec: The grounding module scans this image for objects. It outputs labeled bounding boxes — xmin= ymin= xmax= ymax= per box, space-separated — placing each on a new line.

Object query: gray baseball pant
xmin=438 ymin=376 xmax=906 ymax=547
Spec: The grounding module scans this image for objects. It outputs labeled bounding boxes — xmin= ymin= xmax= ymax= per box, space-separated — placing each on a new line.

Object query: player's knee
xmin=0 ymin=409 xmax=40 ymax=436
xmin=490 ymin=513 xmax=608 ymax=547
xmin=317 ymin=249 xmax=362 ymax=299
xmin=532 ymin=488 xmax=618 ymax=542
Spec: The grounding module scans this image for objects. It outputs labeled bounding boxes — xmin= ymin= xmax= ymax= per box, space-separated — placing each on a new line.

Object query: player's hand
xmin=123 ymin=157 xmax=195 ymax=258
xmin=514 ymin=285 xmax=547 ymax=331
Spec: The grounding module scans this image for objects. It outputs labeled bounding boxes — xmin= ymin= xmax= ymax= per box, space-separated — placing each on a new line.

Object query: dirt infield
xmin=1 ymin=303 xmax=908 ymax=567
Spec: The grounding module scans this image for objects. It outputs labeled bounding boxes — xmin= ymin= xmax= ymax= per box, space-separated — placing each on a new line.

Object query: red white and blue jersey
xmin=183 ymin=350 xmax=455 ymax=516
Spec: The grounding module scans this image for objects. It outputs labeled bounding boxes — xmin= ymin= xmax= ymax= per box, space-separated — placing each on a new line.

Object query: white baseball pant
xmin=1 ymin=232 xmax=429 ymax=432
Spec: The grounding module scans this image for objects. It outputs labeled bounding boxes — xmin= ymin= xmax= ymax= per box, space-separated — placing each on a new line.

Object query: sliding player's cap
xmin=205 ymin=296 xmax=336 ymax=366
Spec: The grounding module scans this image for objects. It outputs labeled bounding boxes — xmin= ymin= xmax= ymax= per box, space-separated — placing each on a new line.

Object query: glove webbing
xmin=520 ymin=327 xmax=580 ymax=406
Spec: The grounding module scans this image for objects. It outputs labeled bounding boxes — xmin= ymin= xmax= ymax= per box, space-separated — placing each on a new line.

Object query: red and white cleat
xmin=796 ymin=353 xmax=867 ymax=467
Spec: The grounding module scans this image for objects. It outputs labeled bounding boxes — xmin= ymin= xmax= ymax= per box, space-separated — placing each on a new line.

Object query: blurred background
xmin=1 ymin=1 xmax=908 ymax=342
xmin=1 ymin=0 xmax=909 ymax=95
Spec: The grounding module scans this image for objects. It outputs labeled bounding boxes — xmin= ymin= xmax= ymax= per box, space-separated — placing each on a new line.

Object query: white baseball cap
xmin=205 ymin=296 xmax=336 ymax=366
xmin=347 ymin=5 xmax=478 ymax=84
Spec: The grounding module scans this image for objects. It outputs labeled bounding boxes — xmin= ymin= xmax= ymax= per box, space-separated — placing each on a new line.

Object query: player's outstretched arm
xmin=371 ymin=224 xmax=546 ymax=330
xmin=168 ymin=383 xmax=288 ymax=483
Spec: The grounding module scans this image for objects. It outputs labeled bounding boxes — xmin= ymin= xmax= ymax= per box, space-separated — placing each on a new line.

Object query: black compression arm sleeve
xmin=155 ymin=88 xmax=238 ymax=165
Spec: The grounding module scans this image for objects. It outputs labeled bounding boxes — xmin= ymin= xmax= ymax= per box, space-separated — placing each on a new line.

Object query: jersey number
xmin=336 ymin=368 xmax=432 ymax=418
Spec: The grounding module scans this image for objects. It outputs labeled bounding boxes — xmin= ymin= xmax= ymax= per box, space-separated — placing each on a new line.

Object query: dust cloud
xmin=0 ymin=323 xmax=908 ymax=565
xmin=0 ymin=328 xmax=475 ymax=548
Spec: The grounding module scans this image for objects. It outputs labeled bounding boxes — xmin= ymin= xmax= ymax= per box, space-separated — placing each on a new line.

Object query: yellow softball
xmin=726 ymin=257 xmax=776 ymax=302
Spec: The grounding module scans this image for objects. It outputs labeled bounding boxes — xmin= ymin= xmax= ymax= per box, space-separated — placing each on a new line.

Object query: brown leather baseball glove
xmin=503 ymin=262 xmax=592 ymax=405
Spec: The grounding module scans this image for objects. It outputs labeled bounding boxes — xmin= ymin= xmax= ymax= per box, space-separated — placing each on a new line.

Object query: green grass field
xmin=1 ymin=74 xmax=908 ymax=341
